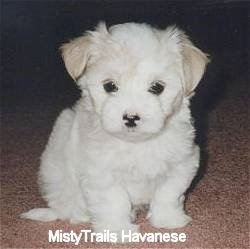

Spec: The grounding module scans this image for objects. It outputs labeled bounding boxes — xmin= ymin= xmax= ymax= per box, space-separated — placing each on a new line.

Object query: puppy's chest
xmin=110 ymin=142 xmax=169 ymax=181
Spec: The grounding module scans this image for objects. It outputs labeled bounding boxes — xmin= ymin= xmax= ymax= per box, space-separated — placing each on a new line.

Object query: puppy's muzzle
xmin=123 ymin=113 xmax=140 ymax=128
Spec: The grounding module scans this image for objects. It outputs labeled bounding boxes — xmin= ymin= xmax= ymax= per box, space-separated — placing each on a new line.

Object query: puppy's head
xmin=61 ymin=22 xmax=209 ymax=142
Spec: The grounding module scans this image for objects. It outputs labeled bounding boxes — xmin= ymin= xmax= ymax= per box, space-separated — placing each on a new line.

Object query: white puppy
xmin=21 ymin=22 xmax=209 ymax=237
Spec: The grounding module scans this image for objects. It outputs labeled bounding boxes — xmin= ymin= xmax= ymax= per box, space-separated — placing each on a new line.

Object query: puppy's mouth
xmin=101 ymin=114 xmax=165 ymax=142
xmin=107 ymin=127 xmax=157 ymax=143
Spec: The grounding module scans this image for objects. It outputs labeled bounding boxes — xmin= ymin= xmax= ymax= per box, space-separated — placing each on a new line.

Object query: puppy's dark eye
xmin=103 ymin=80 xmax=118 ymax=93
xmin=148 ymin=81 xmax=165 ymax=95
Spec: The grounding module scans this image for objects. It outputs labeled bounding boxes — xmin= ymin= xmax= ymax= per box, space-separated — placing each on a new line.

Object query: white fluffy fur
xmin=21 ymin=22 xmax=209 ymax=238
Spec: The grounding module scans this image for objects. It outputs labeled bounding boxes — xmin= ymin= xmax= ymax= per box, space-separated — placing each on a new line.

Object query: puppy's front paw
xmin=149 ymin=207 xmax=192 ymax=229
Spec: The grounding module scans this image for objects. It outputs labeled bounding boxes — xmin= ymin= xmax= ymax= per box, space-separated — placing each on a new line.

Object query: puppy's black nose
xmin=123 ymin=114 xmax=140 ymax=127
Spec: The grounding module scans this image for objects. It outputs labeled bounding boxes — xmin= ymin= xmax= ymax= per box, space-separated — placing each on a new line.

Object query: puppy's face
xmin=84 ymin=48 xmax=182 ymax=142
xmin=61 ymin=23 xmax=208 ymax=142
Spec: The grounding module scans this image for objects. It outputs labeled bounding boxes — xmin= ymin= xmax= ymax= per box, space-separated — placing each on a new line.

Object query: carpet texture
xmin=1 ymin=80 xmax=249 ymax=248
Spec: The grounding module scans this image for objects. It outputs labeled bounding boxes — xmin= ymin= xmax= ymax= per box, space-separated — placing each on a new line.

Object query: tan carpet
xmin=1 ymin=81 xmax=249 ymax=248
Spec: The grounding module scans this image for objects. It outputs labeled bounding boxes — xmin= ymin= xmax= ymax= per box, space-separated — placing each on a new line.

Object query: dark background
xmin=2 ymin=0 xmax=249 ymax=108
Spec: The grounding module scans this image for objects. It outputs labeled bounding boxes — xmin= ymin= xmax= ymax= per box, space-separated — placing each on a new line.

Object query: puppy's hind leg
xmin=21 ymin=188 xmax=90 ymax=224
xmin=20 ymin=208 xmax=58 ymax=221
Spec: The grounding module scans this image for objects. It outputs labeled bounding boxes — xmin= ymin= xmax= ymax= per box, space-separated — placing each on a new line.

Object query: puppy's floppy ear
xmin=60 ymin=22 xmax=109 ymax=81
xmin=60 ymin=35 xmax=92 ymax=81
xmin=181 ymin=37 xmax=210 ymax=96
